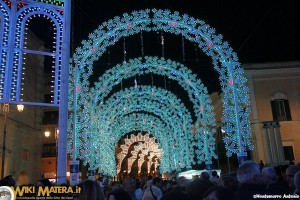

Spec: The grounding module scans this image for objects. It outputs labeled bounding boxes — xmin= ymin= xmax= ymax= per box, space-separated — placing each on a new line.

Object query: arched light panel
xmin=69 ymin=9 xmax=252 ymax=167
xmin=13 ymin=4 xmax=63 ymax=104
xmin=0 ymin=2 xmax=10 ymax=100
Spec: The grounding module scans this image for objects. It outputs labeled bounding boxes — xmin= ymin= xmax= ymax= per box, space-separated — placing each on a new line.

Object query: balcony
xmin=42 ymin=143 xmax=56 ymax=157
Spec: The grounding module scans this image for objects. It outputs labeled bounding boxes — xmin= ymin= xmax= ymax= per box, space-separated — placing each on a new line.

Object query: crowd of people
xmin=1 ymin=160 xmax=300 ymax=200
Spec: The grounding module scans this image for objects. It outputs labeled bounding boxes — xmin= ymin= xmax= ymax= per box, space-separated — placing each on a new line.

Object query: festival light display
xmin=103 ymin=113 xmax=177 ymax=174
xmin=0 ymin=1 xmax=252 ymax=180
xmin=96 ymin=86 xmax=194 ymax=170
xmin=69 ymin=10 xmax=252 ymax=167
xmin=68 ymin=56 xmax=217 ymax=175
xmin=0 ymin=2 xmax=10 ymax=100
xmin=0 ymin=0 xmax=253 ymax=177
xmin=0 ymin=1 xmax=63 ymax=104
xmin=117 ymin=133 xmax=162 ymax=175
xmin=34 ymin=0 xmax=64 ymax=6
xmin=0 ymin=0 xmax=70 ymax=184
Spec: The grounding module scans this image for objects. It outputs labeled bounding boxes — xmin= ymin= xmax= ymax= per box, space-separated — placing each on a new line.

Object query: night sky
xmin=29 ymin=0 xmax=300 ymax=116
xmin=71 ymin=0 xmax=300 ymax=116
xmin=72 ymin=0 xmax=300 ymax=62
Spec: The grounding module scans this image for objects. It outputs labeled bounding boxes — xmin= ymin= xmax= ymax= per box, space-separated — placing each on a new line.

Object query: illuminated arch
xmin=69 ymin=9 xmax=252 ymax=167
xmin=88 ymin=113 xmax=178 ymax=175
xmin=69 ymin=57 xmax=216 ymax=170
xmin=117 ymin=133 xmax=162 ymax=174
xmin=86 ymin=99 xmax=191 ymax=173
xmin=0 ymin=2 xmax=11 ymax=99
xmin=11 ymin=5 xmax=63 ymax=103
xmin=98 ymin=86 xmax=195 ymax=164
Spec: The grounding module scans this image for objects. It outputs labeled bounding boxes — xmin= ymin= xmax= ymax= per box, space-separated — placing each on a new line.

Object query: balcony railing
xmin=42 ymin=143 xmax=56 ymax=157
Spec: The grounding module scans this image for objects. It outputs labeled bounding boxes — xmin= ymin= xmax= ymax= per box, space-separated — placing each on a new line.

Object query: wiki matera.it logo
xmin=0 ymin=186 xmax=14 ymax=200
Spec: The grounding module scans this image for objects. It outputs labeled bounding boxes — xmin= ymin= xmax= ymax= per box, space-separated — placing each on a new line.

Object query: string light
xmin=69 ymin=9 xmax=252 ymax=175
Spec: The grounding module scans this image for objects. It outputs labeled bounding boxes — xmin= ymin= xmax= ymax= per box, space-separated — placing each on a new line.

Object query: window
xmin=270 ymin=92 xmax=291 ymax=121
xmin=21 ymin=150 xmax=29 ymax=161
xmin=271 ymin=99 xmax=291 ymax=121
xmin=283 ymin=146 xmax=295 ymax=161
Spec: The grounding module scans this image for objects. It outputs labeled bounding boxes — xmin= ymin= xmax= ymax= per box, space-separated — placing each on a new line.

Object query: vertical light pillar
xmin=58 ymin=0 xmax=72 ymax=185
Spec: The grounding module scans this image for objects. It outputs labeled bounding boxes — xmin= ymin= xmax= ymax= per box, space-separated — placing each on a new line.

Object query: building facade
xmin=245 ymin=61 xmax=300 ymax=165
xmin=0 ymin=31 xmax=45 ymax=185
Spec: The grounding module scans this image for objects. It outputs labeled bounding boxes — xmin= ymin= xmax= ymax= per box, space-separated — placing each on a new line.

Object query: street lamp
xmin=1 ymin=103 xmax=24 ymax=179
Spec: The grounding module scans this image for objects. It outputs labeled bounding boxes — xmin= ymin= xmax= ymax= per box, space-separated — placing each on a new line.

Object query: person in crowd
xmin=177 ymin=177 xmax=191 ymax=194
xmin=289 ymin=160 xmax=295 ymax=165
xmin=203 ymin=185 xmax=234 ymax=200
xmin=36 ymin=178 xmax=52 ymax=187
xmin=275 ymin=165 xmax=289 ymax=187
xmin=200 ymin=171 xmax=210 ymax=181
xmin=161 ymin=189 xmax=191 ymax=200
xmin=285 ymin=165 xmax=300 ymax=194
xmin=262 ymin=166 xmax=289 ymax=195
xmin=294 ymin=171 xmax=300 ymax=195
xmin=170 ymin=180 xmax=179 ymax=191
xmin=75 ymin=179 xmax=105 ymax=200
xmin=142 ymin=177 xmax=163 ymax=200
xmin=98 ymin=177 xmax=105 ymax=188
xmin=259 ymin=160 xmax=265 ymax=172
xmin=0 ymin=175 xmax=16 ymax=186
xmin=176 ymin=176 xmax=188 ymax=187
xmin=186 ymin=178 xmax=212 ymax=200
xmin=110 ymin=181 xmax=124 ymax=192
xmin=144 ymin=179 xmax=153 ymax=191
xmin=123 ymin=178 xmax=137 ymax=200
xmin=210 ymin=170 xmax=220 ymax=184
xmin=108 ymin=188 xmax=132 ymax=200
xmin=135 ymin=180 xmax=143 ymax=200
xmin=160 ymin=180 xmax=168 ymax=194
xmin=234 ymin=160 xmax=266 ymax=200
xmin=164 ymin=181 xmax=172 ymax=193
xmin=219 ymin=174 xmax=238 ymax=192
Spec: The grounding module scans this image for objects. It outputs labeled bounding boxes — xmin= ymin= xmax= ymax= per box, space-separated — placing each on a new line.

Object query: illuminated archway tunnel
xmin=72 ymin=56 xmax=218 ymax=175
xmin=68 ymin=9 xmax=252 ymax=176
xmin=97 ymin=87 xmax=194 ymax=170
xmin=83 ymin=98 xmax=192 ymax=174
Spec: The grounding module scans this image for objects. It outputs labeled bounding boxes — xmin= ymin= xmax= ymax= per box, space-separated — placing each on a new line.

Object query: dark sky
xmin=68 ymin=0 xmax=300 ymax=117
xmin=73 ymin=0 xmax=300 ymax=63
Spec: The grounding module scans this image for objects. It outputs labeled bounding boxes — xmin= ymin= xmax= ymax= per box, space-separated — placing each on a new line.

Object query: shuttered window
xmin=271 ymin=99 xmax=291 ymax=121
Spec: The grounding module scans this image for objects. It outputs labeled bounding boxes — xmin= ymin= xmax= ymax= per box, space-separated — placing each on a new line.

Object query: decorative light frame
xmin=0 ymin=1 xmax=63 ymax=105
xmin=68 ymin=9 xmax=252 ymax=173
xmin=68 ymin=56 xmax=217 ymax=173
xmin=116 ymin=133 xmax=162 ymax=175
xmin=79 ymin=96 xmax=192 ymax=173
xmin=101 ymin=92 xmax=192 ymax=165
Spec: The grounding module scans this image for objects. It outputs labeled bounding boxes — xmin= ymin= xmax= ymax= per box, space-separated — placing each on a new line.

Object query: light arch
xmin=90 ymin=113 xmax=178 ymax=175
xmin=69 ymin=56 xmax=216 ymax=168
xmin=69 ymin=9 xmax=252 ymax=167
xmin=85 ymin=98 xmax=192 ymax=174
xmin=0 ymin=1 xmax=12 ymax=99
xmin=11 ymin=4 xmax=63 ymax=104
xmin=110 ymin=114 xmax=177 ymax=174
xmin=117 ymin=132 xmax=162 ymax=174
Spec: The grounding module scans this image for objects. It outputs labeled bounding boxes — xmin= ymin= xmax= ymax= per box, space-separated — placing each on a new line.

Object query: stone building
xmin=212 ymin=61 xmax=300 ymax=166
xmin=245 ymin=61 xmax=300 ymax=165
xmin=0 ymin=31 xmax=45 ymax=184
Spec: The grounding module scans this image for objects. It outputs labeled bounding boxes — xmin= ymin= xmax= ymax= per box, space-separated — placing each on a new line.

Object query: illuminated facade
xmin=68 ymin=9 xmax=252 ymax=177
xmin=1 ymin=1 xmax=254 ymax=182
xmin=245 ymin=61 xmax=300 ymax=165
